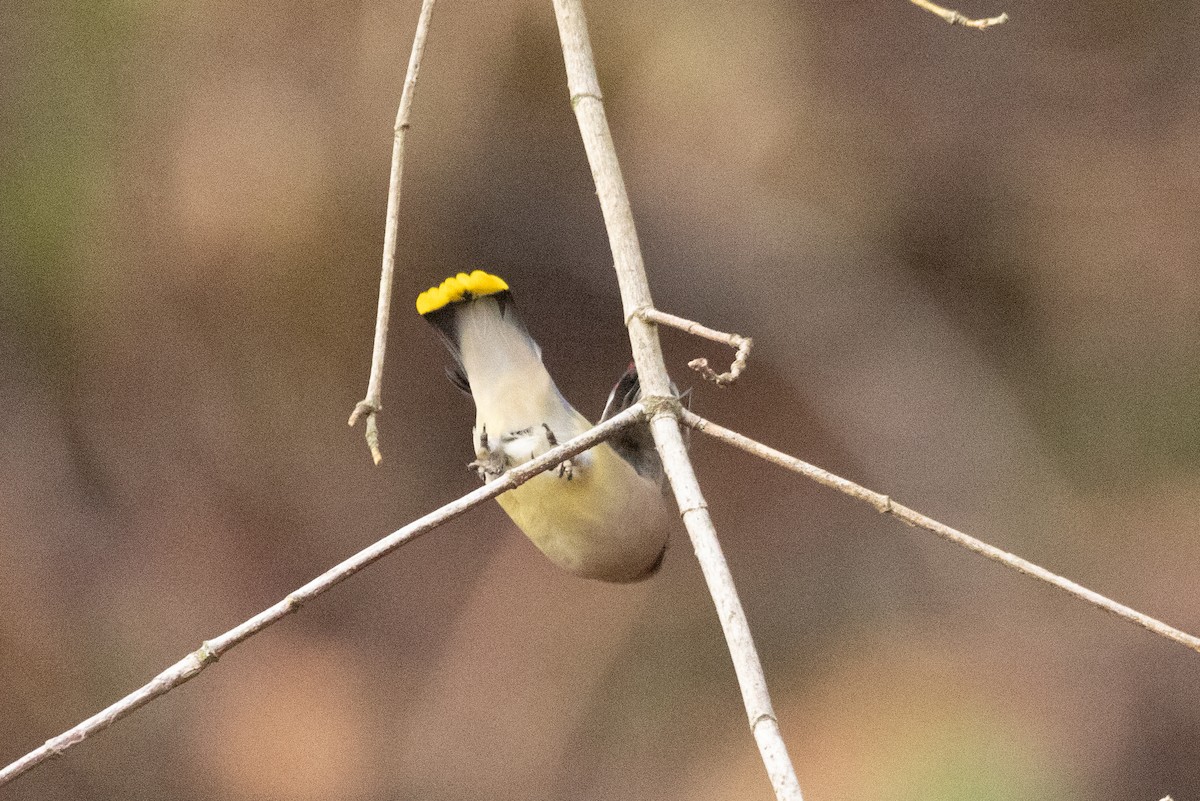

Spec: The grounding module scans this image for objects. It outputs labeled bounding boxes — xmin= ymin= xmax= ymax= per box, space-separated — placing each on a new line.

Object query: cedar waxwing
xmin=418 ymin=270 xmax=671 ymax=582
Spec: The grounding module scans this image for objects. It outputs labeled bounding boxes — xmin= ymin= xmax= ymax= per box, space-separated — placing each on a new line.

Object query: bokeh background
xmin=3 ymin=0 xmax=1199 ymax=799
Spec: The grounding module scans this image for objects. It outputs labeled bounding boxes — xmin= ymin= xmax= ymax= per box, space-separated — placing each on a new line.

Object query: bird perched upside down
xmin=417 ymin=270 xmax=671 ymax=583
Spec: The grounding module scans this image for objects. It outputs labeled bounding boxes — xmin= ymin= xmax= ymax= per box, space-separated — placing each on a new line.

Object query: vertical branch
xmin=549 ymin=0 xmax=671 ymax=397
xmin=650 ymin=413 xmax=806 ymax=800
xmin=549 ymin=2 xmax=804 ymax=799
xmin=348 ymin=0 xmax=438 ymax=465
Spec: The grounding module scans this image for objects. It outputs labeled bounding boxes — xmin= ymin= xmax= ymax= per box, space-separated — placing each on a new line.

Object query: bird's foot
xmin=541 ymin=423 xmax=574 ymax=480
xmin=467 ymin=446 xmax=507 ymax=482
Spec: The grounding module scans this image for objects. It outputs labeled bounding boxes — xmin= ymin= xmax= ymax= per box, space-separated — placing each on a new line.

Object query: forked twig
xmin=637 ymin=307 xmax=752 ymax=387
xmin=0 ymin=406 xmax=647 ymax=788
xmin=682 ymin=409 xmax=1200 ymax=655
xmin=347 ymin=0 xmax=437 ymax=465
xmin=909 ymin=0 xmax=1009 ymax=29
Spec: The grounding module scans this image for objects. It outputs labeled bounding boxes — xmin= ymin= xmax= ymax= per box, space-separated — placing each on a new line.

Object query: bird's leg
xmin=470 ymin=424 xmax=578 ymax=481
xmin=468 ymin=423 xmax=506 ymax=481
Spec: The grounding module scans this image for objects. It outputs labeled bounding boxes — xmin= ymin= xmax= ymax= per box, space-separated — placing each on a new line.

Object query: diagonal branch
xmin=637 ymin=307 xmax=753 ymax=387
xmin=551 ymin=2 xmax=803 ymax=799
xmin=0 ymin=405 xmax=646 ymax=788
xmin=682 ymin=409 xmax=1200 ymax=655
xmin=347 ymin=0 xmax=438 ymax=465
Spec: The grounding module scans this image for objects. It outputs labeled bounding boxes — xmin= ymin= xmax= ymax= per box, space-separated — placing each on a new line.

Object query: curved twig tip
xmin=909 ymin=0 xmax=1009 ymax=29
xmin=348 ymin=399 xmax=377 ymax=427
xmin=348 ymin=401 xmax=384 ymax=464
xmin=638 ymin=307 xmax=753 ymax=387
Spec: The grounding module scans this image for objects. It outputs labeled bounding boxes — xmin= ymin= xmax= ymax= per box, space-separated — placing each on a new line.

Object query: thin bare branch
xmin=682 ymin=409 xmax=1200 ymax=656
xmin=347 ymin=0 xmax=438 ymax=465
xmin=551 ymin=2 xmax=802 ymax=798
xmin=0 ymin=405 xmax=646 ymax=788
xmin=637 ymin=307 xmax=753 ymax=387
xmin=909 ymin=0 xmax=1009 ymax=29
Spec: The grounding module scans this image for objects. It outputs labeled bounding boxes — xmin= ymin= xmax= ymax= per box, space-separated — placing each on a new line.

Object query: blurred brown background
xmin=3 ymin=0 xmax=1199 ymax=799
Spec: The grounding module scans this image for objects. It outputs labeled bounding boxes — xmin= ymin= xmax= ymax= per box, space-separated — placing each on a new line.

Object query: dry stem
xmin=0 ymin=405 xmax=646 ymax=788
xmin=637 ymin=307 xmax=752 ymax=386
xmin=682 ymin=409 xmax=1200 ymax=655
xmin=909 ymin=0 xmax=1009 ymax=29
xmin=347 ymin=0 xmax=438 ymax=465
xmin=551 ymin=2 xmax=802 ymax=798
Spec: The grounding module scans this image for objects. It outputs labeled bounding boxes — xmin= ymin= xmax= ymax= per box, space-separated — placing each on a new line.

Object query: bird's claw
xmin=556 ymin=458 xmax=574 ymax=481
xmin=468 ymin=449 xmax=506 ymax=482
xmin=542 ymin=423 xmax=574 ymax=481
xmin=469 ymin=422 xmax=577 ymax=481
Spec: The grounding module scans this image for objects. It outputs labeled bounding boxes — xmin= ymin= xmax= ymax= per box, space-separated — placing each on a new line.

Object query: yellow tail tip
xmin=416 ymin=270 xmax=510 ymax=315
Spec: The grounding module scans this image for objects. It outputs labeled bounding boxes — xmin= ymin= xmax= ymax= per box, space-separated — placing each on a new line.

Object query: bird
xmin=417 ymin=270 xmax=671 ymax=583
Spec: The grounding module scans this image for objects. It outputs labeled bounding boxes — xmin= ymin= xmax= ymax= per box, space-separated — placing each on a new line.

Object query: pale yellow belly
xmin=495 ymin=443 xmax=671 ymax=582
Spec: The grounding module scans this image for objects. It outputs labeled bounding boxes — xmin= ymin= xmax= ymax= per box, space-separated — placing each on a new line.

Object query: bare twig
xmin=682 ymin=409 xmax=1200 ymax=656
xmin=909 ymin=0 xmax=1008 ymax=29
xmin=637 ymin=307 xmax=753 ymax=387
xmin=0 ymin=405 xmax=647 ymax=788
xmin=551 ymin=2 xmax=803 ymax=799
xmin=347 ymin=0 xmax=438 ymax=465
